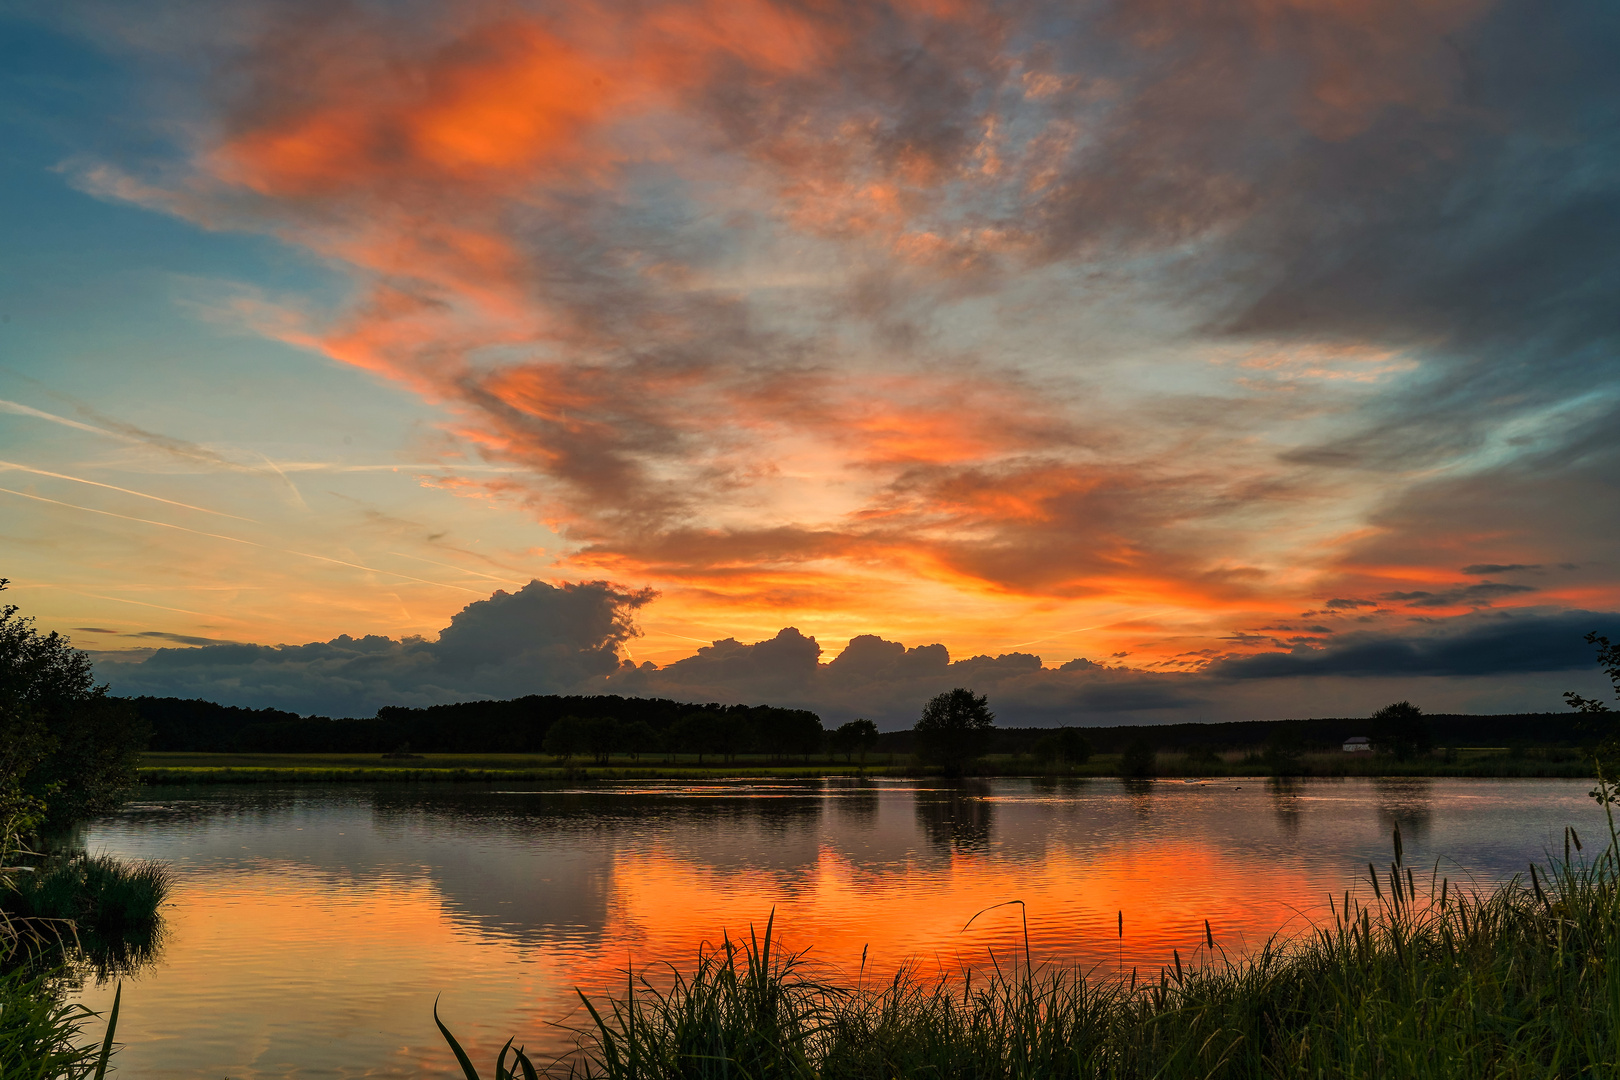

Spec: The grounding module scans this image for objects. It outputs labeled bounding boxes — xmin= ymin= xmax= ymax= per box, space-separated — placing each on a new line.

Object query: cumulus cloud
xmin=98 ymin=582 xmax=1620 ymax=725
xmin=99 ymin=580 xmax=653 ymax=716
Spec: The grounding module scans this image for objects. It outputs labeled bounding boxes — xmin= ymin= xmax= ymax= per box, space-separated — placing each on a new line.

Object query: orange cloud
xmin=83 ymin=0 xmax=1592 ymax=672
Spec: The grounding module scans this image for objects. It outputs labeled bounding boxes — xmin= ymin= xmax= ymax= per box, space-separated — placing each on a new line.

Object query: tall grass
xmin=0 ymin=970 xmax=119 ymax=1080
xmin=3 ymin=854 xmax=171 ymax=934
xmin=443 ymin=798 xmax=1620 ymax=1078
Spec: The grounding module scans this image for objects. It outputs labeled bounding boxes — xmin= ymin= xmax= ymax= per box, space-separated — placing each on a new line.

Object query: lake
xmin=71 ymin=776 xmax=1605 ymax=1078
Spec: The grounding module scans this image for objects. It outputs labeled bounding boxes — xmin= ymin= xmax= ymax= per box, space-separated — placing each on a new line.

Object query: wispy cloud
xmin=33 ymin=0 xmax=1620 ymax=668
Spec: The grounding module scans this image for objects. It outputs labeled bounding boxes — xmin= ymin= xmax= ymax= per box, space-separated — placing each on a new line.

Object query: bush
xmin=1 ymin=581 xmax=148 ymax=832
xmin=4 ymin=854 xmax=171 ymax=932
xmin=1119 ymin=735 xmax=1156 ymax=778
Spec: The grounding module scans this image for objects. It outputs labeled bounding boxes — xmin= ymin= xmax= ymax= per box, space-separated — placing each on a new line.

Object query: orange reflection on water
xmin=71 ymin=779 xmax=1602 ymax=1079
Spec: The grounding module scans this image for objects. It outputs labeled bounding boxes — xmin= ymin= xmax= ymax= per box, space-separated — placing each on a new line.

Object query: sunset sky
xmin=2 ymin=0 xmax=1617 ymax=723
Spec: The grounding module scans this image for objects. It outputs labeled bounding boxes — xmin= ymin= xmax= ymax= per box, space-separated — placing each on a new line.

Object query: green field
xmin=137 ymin=748 xmax=1597 ymax=783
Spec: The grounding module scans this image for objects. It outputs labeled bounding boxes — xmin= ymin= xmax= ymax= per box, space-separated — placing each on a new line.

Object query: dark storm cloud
xmin=1209 ymin=610 xmax=1620 ymax=680
xmin=1379 ymin=582 xmax=1537 ymax=608
xmin=1462 ymin=565 xmax=1542 ymax=576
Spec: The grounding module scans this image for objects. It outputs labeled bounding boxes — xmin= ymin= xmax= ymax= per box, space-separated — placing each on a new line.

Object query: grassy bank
xmin=137 ymin=749 xmax=1596 ymax=783
xmin=446 ymin=814 xmax=1620 ymax=1079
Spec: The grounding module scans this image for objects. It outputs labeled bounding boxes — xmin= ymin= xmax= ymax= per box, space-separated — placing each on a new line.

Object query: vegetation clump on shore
xmin=2 ymin=581 xmax=153 ymax=1077
xmin=444 ymin=805 xmax=1620 ymax=1079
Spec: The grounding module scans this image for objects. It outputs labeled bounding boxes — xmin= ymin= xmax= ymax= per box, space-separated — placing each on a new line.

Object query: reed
xmin=442 ymin=795 xmax=1620 ymax=1078
xmin=3 ymin=853 xmax=171 ymax=932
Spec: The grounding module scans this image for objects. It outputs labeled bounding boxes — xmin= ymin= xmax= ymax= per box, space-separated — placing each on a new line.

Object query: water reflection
xmin=1267 ymin=779 xmax=1304 ymax=838
xmin=915 ymin=782 xmax=995 ymax=851
xmin=1372 ymin=778 xmax=1435 ymax=841
xmin=70 ymin=778 xmax=1602 ymax=1080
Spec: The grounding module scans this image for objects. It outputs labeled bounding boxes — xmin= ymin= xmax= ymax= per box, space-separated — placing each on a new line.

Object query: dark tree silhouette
xmin=1033 ymin=727 xmax=1092 ymax=768
xmin=619 ymin=720 xmax=660 ymax=761
xmin=1565 ymin=633 xmax=1620 ymax=714
xmin=669 ymin=711 xmax=724 ymax=764
xmin=1263 ymin=721 xmax=1305 ymax=776
xmin=913 ymin=689 xmax=994 ymax=776
xmin=1368 ymin=701 xmax=1433 ymax=761
xmin=1119 ymin=734 xmax=1156 ymax=778
xmin=0 ymin=579 xmax=147 ymax=836
xmin=1565 ymin=633 xmax=1620 ymax=782
xmin=542 ymin=715 xmax=589 ymax=762
xmin=584 ymin=716 xmax=621 ymax=764
xmin=832 ymin=718 xmax=879 ymax=763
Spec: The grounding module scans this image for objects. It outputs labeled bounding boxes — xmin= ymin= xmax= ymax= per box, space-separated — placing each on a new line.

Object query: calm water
xmin=72 ymin=777 xmax=1604 ymax=1078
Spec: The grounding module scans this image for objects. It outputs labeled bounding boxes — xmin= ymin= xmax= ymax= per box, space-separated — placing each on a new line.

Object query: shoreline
xmin=136 ymin=751 xmax=1598 ymax=784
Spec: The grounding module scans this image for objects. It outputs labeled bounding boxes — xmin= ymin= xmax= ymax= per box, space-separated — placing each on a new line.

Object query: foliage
xmin=667 ymin=712 xmax=725 ymax=765
xmin=1565 ymin=632 xmax=1620 ymax=780
xmin=0 ymin=968 xmax=120 ymax=1080
xmin=1181 ymin=744 xmax=1220 ymax=770
xmin=454 ymin=809 xmax=1620 ymax=1080
xmin=913 ymin=690 xmax=995 ymax=776
xmin=542 ymin=716 xmax=589 ymax=762
xmin=1261 ymin=720 xmax=1304 ymax=776
xmin=618 ymin=721 xmax=661 ymax=762
xmin=1368 ymin=700 xmax=1433 ymax=762
xmin=1118 ymin=736 xmax=1155 ymax=778
xmin=5 ymin=854 xmax=169 ymax=937
xmin=830 ymin=720 xmax=879 ymax=763
xmin=0 ymin=581 xmax=148 ymax=832
xmin=1032 ymin=728 xmax=1092 ymax=769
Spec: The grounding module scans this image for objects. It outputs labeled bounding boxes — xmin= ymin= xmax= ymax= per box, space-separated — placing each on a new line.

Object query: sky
xmin=1 ymin=0 xmax=1617 ymax=725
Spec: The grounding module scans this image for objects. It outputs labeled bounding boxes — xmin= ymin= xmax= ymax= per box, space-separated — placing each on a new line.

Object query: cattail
xmin=1572 ymin=826 xmax=1583 ymax=852
xmin=1118 ymin=910 xmax=1123 ymax=938
xmin=1173 ymin=948 xmax=1183 ymax=982
xmin=1393 ymin=821 xmax=1403 ymax=866
xmin=1369 ymin=863 xmax=1383 ymax=900
xmin=1205 ymin=918 xmax=1214 ymax=950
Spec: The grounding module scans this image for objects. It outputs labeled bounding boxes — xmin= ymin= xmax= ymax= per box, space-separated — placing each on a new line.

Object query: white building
xmin=1343 ymin=736 xmax=1372 ymax=752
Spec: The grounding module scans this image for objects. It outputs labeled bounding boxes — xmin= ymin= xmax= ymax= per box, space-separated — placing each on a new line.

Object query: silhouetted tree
xmin=1263 ymin=721 xmax=1305 ymax=776
xmin=1119 ymin=734 xmax=1156 ymax=778
xmin=542 ymin=715 xmax=589 ymax=762
xmin=914 ymin=688 xmax=994 ymax=776
xmin=670 ymin=711 xmax=724 ymax=764
xmin=619 ymin=720 xmax=660 ymax=762
xmin=1369 ymin=701 xmax=1433 ymax=761
xmin=713 ymin=712 xmax=753 ymax=763
xmin=1033 ymin=727 xmax=1092 ymax=768
xmin=0 ymin=580 xmax=147 ymax=834
xmin=584 ymin=716 xmax=621 ymax=764
xmin=832 ymin=718 xmax=879 ymax=763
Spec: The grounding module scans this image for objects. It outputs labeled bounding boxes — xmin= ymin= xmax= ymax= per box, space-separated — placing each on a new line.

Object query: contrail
xmin=0 ymin=459 xmax=258 ymax=522
xmin=67 ymin=590 xmax=230 ymax=620
xmin=0 ymin=487 xmax=484 ymax=594
xmin=386 ymin=550 xmax=527 ymax=586
xmin=1002 ymin=611 xmax=1173 ymax=651
xmin=0 ymin=398 xmax=124 ymax=439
